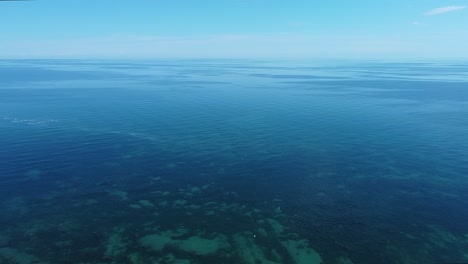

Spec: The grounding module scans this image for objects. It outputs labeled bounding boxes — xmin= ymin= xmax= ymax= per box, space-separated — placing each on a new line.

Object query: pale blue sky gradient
xmin=0 ymin=0 xmax=467 ymax=59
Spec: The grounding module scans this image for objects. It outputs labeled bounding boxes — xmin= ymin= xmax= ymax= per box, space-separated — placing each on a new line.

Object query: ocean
xmin=0 ymin=59 xmax=468 ymax=264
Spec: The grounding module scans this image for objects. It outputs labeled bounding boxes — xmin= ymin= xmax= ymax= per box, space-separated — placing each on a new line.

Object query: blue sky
xmin=0 ymin=0 xmax=467 ymax=59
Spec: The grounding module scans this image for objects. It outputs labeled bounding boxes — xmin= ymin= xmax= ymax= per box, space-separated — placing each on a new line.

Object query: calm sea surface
xmin=1 ymin=59 xmax=468 ymax=264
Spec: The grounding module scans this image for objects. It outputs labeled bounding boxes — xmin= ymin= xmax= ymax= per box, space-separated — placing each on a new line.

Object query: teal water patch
xmin=106 ymin=184 xmax=323 ymax=263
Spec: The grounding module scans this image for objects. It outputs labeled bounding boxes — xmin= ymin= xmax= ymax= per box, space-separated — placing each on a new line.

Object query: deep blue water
xmin=1 ymin=59 xmax=468 ymax=264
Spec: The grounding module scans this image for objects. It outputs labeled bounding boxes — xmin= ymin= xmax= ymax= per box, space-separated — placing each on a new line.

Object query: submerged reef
xmin=0 ymin=182 xmax=324 ymax=264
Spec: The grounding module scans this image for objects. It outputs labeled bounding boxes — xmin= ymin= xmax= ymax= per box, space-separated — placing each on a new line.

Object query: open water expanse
xmin=0 ymin=59 xmax=468 ymax=264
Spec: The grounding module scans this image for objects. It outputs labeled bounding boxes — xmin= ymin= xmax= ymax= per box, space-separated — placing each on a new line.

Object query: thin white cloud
xmin=425 ymin=6 xmax=466 ymax=15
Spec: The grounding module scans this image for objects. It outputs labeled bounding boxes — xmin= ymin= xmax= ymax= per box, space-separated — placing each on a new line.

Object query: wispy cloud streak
xmin=425 ymin=6 xmax=466 ymax=15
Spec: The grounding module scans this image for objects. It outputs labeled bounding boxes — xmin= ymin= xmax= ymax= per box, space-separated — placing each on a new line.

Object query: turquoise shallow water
xmin=1 ymin=60 xmax=468 ymax=263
